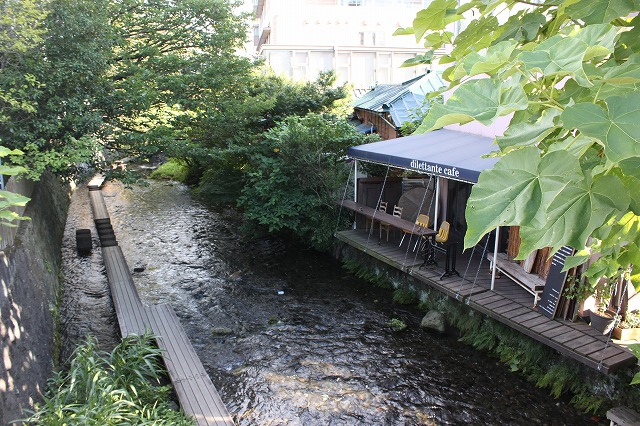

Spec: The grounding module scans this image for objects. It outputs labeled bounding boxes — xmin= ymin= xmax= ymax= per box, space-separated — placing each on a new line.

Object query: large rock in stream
xmin=420 ymin=310 xmax=445 ymax=333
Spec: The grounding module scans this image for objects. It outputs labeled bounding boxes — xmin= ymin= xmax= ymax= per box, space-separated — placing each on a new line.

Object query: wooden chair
xmin=366 ymin=201 xmax=387 ymax=232
xmin=380 ymin=205 xmax=403 ymax=242
xmin=399 ymin=214 xmax=430 ymax=250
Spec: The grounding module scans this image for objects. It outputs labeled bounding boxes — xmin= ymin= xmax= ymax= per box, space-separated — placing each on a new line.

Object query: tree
xmin=400 ymin=0 xmax=640 ymax=291
xmin=238 ymin=114 xmax=375 ymax=251
xmin=195 ymin=70 xmax=350 ymax=199
xmin=0 ymin=0 xmax=254 ymax=179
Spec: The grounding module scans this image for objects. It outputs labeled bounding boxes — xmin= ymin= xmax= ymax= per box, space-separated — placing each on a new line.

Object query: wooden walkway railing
xmin=88 ymin=180 xmax=233 ymax=425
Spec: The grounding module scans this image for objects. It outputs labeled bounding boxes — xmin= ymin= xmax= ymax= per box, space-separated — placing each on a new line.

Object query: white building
xmin=249 ymin=0 xmax=435 ymax=90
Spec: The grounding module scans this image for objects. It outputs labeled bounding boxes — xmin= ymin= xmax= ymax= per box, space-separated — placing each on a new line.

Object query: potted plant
xmin=614 ymin=310 xmax=640 ymax=341
xmin=589 ymin=278 xmax=616 ymax=334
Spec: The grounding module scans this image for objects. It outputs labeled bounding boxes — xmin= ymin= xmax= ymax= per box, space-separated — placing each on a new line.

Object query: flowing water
xmin=60 ymin=178 xmax=598 ymax=425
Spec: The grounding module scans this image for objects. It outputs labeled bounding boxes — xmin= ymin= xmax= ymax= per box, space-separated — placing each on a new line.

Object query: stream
xmin=60 ymin=178 xmax=597 ymax=425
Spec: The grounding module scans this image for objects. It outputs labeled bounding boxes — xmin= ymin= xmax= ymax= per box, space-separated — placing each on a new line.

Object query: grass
xmin=149 ymin=158 xmax=189 ymax=183
xmin=24 ymin=334 xmax=194 ymax=425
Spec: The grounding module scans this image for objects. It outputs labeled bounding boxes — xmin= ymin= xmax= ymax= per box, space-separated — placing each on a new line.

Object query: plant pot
xmin=590 ymin=310 xmax=616 ymax=334
xmin=613 ymin=327 xmax=640 ymax=341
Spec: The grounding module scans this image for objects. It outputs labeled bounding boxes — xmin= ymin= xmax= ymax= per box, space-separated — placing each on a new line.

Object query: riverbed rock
xmin=228 ymin=270 xmax=242 ymax=281
xmin=420 ymin=310 xmax=445 ymax=333
xmin=211 ymin=327 xmax=234 ymax=336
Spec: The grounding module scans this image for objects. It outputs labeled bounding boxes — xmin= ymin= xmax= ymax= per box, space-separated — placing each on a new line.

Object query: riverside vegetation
xmin=25 ymin=334 xmax=194 ymax=425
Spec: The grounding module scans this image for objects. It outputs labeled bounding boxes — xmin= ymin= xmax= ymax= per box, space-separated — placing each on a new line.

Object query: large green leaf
xmin=565 ymin=0 xmax=638 ymax=24
xmin=417 ymin=78 xmax=528 ymax=132
xmin=496 ymin=108 xmax=561 ymax=151
xmin=469 ymin=40 xmax=518 ymax=76
xmin=561 ymin=93 xmax=640 ymax=164
xmin=518 ymin=34 xmax=591 ymax=87
xmin=464 ymin=148 xmax=582 ymax=248
xmin=0 ymin=146 xmax=24 ymax=157
xmin=0 ymin=190 xmax=31 ymax=207
xmin=451 ymin=15 xmax=499 ymax=60
xmin=412 ymin=0 xmax=461 ymax=41
xmin=572 ymin=24 xmax=617 ymax=61
xmin=495 ymin=12 xmax=547 ymax=44
xmin=519 ymin=174 xmax=630 ymax=256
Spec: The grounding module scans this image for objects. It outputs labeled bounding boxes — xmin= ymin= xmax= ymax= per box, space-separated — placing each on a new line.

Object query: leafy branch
xmin=400 ymin=0 xmax=640 ymax=291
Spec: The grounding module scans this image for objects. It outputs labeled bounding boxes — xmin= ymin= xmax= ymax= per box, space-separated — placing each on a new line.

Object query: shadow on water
xmin=62 ymin=179 xmax=597 ymax=425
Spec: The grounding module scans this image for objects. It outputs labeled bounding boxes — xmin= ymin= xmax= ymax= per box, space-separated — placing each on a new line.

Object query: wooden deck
xmin=146 ymin=305 xmax=234 ymax=425
xmin=88 ymin=189 xmax=110 ymax=222
xmin=336 ymin=229 xmax=636 ymax=374
xmin=87 ymin=174 xmax=106 ymax=191
xmin=88 ymin=180 xmax=233 ymax=425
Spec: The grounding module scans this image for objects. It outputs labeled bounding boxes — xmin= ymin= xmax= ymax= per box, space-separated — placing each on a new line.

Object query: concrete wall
xmin=0 ymin=174 xmax=71 ymax=424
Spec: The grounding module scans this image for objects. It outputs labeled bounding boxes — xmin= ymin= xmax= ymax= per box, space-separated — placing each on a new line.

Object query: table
xmin=338 ymin=200 xmax=435 ymax=241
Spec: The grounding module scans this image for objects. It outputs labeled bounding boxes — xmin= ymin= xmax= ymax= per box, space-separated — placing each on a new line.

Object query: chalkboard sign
xmin=538 ymin=246 xmax=574 ymax=319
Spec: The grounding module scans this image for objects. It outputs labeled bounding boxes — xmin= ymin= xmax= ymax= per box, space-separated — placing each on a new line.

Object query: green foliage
xmin=0 ymin=146 xmax=30 ymax=230
xmin=25 ymin=334 xmax=194 ymax=425
xmin=194 ymin=70 xmax=351 ymax=202
xmin=149 ymin=158 xmax=189 ymax=183
xmin=392 ymin=287 xmax=418 ymax=305
xmin=0 ymin=0 xmax=254 ymax=180
xmin=238 ymin=114 xmax=374 ymax=251
xmin=402 ymin=0 xmax=640 ymax=296
xmin=341 ymin=257 xmax=394 ymax=289
xmin=387 ymin=318 xmax=407 ymax=331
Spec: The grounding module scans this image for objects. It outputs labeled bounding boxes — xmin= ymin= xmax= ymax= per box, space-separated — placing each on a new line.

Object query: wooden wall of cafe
xmin=505 ymin=226 xmax=588 ymax=319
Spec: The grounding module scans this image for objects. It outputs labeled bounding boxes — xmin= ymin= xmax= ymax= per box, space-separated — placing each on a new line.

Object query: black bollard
xmin=76 ymin=229 xmax=92 ymax=256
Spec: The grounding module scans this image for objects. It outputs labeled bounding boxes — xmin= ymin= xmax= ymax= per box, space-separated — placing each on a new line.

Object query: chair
xmin=380 ymin=205 xmax=403 ymax=242
xmin=366 ymin=201 xmax=387 ymax=232
xmin=435 ymin=221 xmax=450 ymax=244
xmin=399 ymin=214 xmax=430 ymax=250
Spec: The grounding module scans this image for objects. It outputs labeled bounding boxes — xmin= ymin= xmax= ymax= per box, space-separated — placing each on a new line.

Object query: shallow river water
xmin=60 ymin=178 xmax=597 ymax=425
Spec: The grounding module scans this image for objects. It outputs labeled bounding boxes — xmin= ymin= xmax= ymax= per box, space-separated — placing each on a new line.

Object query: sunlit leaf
xmin=464 ymin=148 xmax=582 ymax=249
xmin=412 ymin=0 xmax=461 ymax=41
xmin=572 ymin=24 xmax=617 ymax=61
xmin=545 ymin=134 xmax=596 ymax=158
xmin=451 ymin=15 xmax=499 ymax=60
xmin=497 ymin=108 xmax=561 ymax=151
xmin=0 ymin=147 xmax=24 ymax=157
xmin=561 ymin=93 xmax=640 ymax=164
xmin=0 ymin=190 xmax=30 ymax=207
xmin=518 ymin=34 xmax=591 ymax=87
xmin=469 ymin=40 xmax=518 ymax=76
xmin=565 ymin=0 xmax=637 ymax=24
xmin=519 ymin=174 xmax=630 ymax=256
xmin=392 ymin=27 xmax=415 ymax=36
xmin=495 ymin=12 xmax=547 ymax=44
xmin=400 ymin=52 xmax=435 ymax=68
xmin=0 ymin=165 xmax=27 ymax=176
xmin=417 ymin=78 xmax=528 ymax=132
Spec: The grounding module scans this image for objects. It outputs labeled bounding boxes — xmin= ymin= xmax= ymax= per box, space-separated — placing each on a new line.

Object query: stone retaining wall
xmin=0 ymin=174 xmax=70 ymax=424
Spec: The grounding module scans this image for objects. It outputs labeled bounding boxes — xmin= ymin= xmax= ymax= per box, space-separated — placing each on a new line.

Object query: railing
xmin=0 ymin=177 xmax=34 ymax=252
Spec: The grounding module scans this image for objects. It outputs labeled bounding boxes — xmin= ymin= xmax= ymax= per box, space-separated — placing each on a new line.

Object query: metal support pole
xmin=434 ymin=177 xmax=439 ymax=228
xmin=0 ymin=158 xmax=4 ymax=191
xmin=353 ymin=159 xmax=358 ymax=229
xmin=491 ymin=227 xmax=499 ymax=291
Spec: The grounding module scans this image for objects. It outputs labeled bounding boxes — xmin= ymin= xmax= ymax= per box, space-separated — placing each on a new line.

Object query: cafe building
xmin=335 ymin=128 xmax=636 ymax=374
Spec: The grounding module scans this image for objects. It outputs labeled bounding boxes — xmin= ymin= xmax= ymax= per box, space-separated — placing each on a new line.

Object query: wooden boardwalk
xmin=336 ymin=229 xmax=636 ymax=374
xmin=88 ymin=184 xmax=234 ymax=425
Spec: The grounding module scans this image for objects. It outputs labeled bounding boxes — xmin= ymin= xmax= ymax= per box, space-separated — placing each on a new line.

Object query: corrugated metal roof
xmin=353 ymin=73 xmax=446 ymax=128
